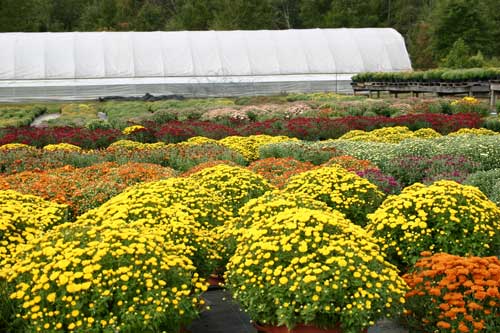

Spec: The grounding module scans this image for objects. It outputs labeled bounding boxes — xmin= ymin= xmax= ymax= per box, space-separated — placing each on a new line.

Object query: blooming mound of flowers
xmin=0 ymin=143 xmax=35 ymax=151
xmin=181 ymin=160 xmax=239 ymax=177
xmin=225 ymin=208 xmax=407 ymax=332
xmin=448 ymin=128 xmax=498 ymax=136
xmin=284 ymin=166 xmax=385 ymax=226
xmin=216 ymin=191 xmax=332 ymax=265
xmin=247 ymin=157 xmax=316 ymax=188
xmin=189 ymin=165 xmax=275 ymax=214
xmin=0 ymin=190 xmax=68 ymax=261
xmin=219 ymin=135 xmax=296 ymax=161
xmin=366 ymin=180 xmax=500 ymax=268
xmin=43 ymin=143 xmax=82 ymax=152
xmin=121 ymin=125 xmax=146 ymax=135
xmin=338 ymin=126 xmax=442 ymax=143
xmin=107 ymin=140 xmax=167 ymax=150
xmin=89 ymin=177 xmax=232 ymax=228
xmin=403 ymin=252 xmax=500 ymax=333
xmin=322 ymin=155 xmax=378 ymax=173
xmin=79 ymin=201 xmax=220 ymax=278
xmin=0 ymin=221 xmax=207 ymax=333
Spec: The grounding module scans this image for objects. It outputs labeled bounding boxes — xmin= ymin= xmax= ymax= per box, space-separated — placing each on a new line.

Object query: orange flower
xmin=467 ymin=302 xmax=483 ymax=311
xmin=437 ymin=321 xmax=451 ymax=329
xmin=472 ymin=321 xmax=484 ymax=330
xmin=458 ymin=322 xmax=469 ymax=332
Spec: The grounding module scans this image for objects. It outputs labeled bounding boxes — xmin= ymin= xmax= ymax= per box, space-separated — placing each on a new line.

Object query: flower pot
xmin=253 ymin=323 xmax=368 ymax=333
xmin=208 ymin=274 xmax=225 ymax=289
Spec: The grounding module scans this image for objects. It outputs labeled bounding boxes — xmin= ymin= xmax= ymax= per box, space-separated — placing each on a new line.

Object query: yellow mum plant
xmin=366 ymin=180 xmax=500 ymax=268
xmin=219 ymin=135 xmax=295 ymax=161
xmin=216 ymin=191 xmax=332 ymax=265
xmin=0 ymin=143 xmax=35 ymax=151
xmin=189 ymin=165 xmax=275 ymax=214
xmin=448 ymin=128 xmax=498 ymax=136
xmin=99 ymin=177 xmax=232 ymax=228
xmin=0 ymin=190 xmax=68 ymax=262
xmin=121 ymin=125 xmax=146 ymax=135
xmin=225 ymin=208 xmax=407 ymax=332
xmin=79 ymin=202 xmax=221 ymax=278
xmin=107 ymin=140 xmax=167 ymax=150
xmin=338 ymin=127 xmax=442 ymax=143
xmin=284 ymin=166 xmax=385 ymax=226
xmin=43 ymin=143 xmax=82 ymax=152
xmin=0 ymin=221 xmax=207 ymax=333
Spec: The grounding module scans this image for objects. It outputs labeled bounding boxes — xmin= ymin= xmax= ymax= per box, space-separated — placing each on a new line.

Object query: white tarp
xmin=0 ymin=28 xmax=411 ymax=101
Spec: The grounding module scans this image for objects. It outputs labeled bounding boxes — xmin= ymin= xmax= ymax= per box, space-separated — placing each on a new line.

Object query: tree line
xmin=1 ymin=0 xmax=499 ymax=69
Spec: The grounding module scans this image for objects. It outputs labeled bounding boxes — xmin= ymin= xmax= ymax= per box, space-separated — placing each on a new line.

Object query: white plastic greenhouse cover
xmin=0 ymin=28 xmax=411 ymax=101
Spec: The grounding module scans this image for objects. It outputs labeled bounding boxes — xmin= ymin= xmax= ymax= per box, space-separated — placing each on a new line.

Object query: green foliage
xmin=46 ymin=104 xmax=98 ymax=127
xmin=465 ymin=169 xmax=500 ymax=204
xmin=353 ymin=68 xmax=500 ymax=83
xmin=440 ymin=39 xmax=487 ymax=69
xmin=0 ymin=106 xmax=45 ymax=128
xmin=98 ymin=102 xmax=151 ymax=128
xmin=259 ymin=141 xmax=339 ymax=165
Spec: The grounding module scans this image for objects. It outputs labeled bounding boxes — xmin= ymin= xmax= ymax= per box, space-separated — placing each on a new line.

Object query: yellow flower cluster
xmin=0 ymin=143 xmax=35 ymax=151
xmin=121 ymin=125 xmax=146 ymax=135
xmin=1 ymin=220 xmax=207 ymax=333
xmin=186 ymin=136 xmax=218 ymax=145
xmin=107 ymin=139 xmax=167 ymax=150
xmin=0 ymin=190 xmax=68 ymax=262
xmin=448 ymin=127 xmax=498 ymax=136
xmin=451 ymin=96 xmax=480 ymax=106
xmin=225 ymin=208 xmax=407 ymax=331
xmin=189 ymin=164 xmax=275 ymax=213
xmin=216 ymin=191 xmax=332 ymax=265
xmin=43 ymin=143 xmax=82 ymax=152
xmin=284 ymin=166 xmax=385 ymax=226
xmin=219 ymin=135 xmax=296 ymax=161
xmin=339 ymin=126 xmax=441 ymax=143
xmin=91 ymin=176 xmax=233 ymax=229
xmin=78 ymin=187 xmax=223 ymax=277
xmin=366 ymin=180 xmax=500 ymax=267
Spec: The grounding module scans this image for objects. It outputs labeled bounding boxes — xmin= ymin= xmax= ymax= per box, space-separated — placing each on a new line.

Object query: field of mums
xmin=0 ymin=95 xmax=500 ymax=333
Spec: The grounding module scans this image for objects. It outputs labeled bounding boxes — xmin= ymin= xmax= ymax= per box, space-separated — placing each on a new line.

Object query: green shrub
xmin=464 ymin=169 xmax=500 ymax=204
xmin=85 ymin=119 xmax=112 ymax=130
xmin=259 ymin=141 xmax=340 ymax=165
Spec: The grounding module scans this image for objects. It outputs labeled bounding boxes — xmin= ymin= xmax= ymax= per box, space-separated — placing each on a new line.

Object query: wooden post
xmin=376 ymin=91 xmax=380 ymax=98
xmin=491 ymin=90 xmax=497 ymax=111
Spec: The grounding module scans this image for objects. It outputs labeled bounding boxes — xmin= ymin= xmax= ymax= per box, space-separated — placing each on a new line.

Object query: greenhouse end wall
xmin=0 ymin=29 xmax=411 ymax=101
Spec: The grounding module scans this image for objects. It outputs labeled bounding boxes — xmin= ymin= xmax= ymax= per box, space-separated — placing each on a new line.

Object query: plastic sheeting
xmin=0 ymin=28 xmax=412 ymax=101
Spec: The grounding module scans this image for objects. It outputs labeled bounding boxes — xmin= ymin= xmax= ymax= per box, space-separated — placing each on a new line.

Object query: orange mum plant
xmin=403 ymin=252 xmax=500 ymax=333
xmin=247 ymin=157 xmax=317 ymax=188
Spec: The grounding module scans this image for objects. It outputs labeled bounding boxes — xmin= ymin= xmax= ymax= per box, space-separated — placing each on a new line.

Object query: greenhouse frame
xmin=0 ymin=28 xmax=412 ymax=101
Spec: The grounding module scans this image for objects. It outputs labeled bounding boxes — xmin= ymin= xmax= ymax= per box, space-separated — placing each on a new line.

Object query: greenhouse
xmin=0 ymin=28 xmax=411 ymax=101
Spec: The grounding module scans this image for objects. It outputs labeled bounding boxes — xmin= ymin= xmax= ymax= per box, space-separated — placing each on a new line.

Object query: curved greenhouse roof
xmin=0 ymin=28 xmax=411 ymax=101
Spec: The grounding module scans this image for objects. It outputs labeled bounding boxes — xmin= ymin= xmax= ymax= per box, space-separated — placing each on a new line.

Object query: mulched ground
xmin=187 ymin=290 xmax=409 ymax=333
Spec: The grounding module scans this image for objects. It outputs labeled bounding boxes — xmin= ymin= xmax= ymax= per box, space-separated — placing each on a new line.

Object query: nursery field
xmin=0 ymin=93 xmax=499 ymax=333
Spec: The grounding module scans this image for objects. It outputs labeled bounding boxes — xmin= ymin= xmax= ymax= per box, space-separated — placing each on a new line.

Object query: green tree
xmin=211 ymin=0 xmax=276 ymax=30
xmin=164 ymin=0 xmax=214 ymax=30
xmin=430 ymin=0 xmax=493 ymax=61
xmin=134 ymin=1 xmax=166 ymax=31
